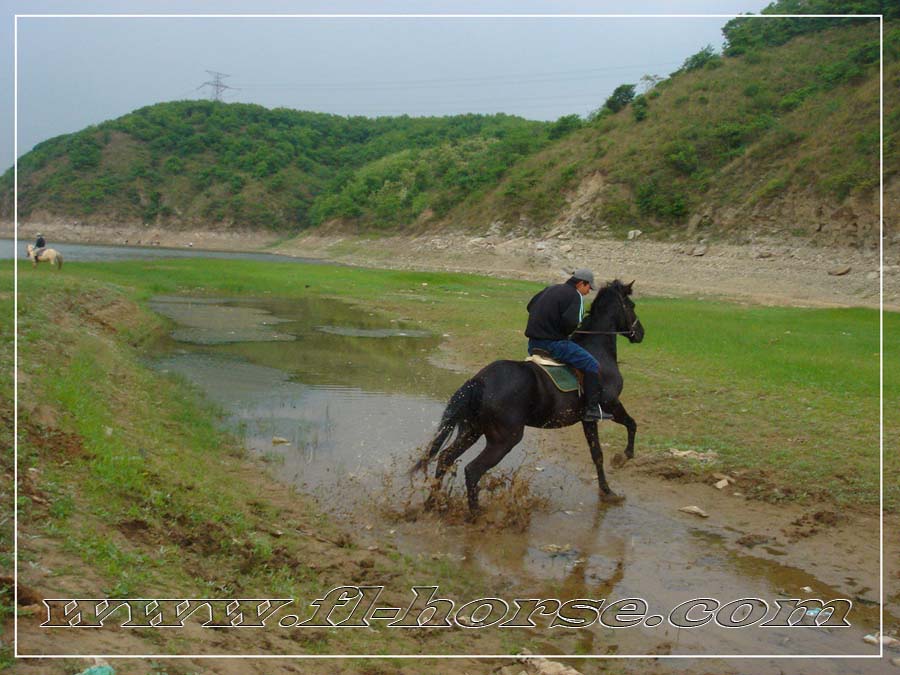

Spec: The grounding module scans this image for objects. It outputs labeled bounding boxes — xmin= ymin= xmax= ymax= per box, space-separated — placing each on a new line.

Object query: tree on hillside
xmin=678 ymin=45 xmax=719 ymax=73
xmin=548 ymin=114 xmax=583 ymax=139
xmin=639 ymin=74 xmax=663 ymax=93
xmin=722 ymin=0 xmax=896 ymax=56
xmin=603 ymin=84 xmax=636 ymax=113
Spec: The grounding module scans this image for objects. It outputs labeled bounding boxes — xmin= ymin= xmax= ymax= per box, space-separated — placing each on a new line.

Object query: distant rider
xmin=525 ymin=268 xmax=613 ymax=422
xmin=32 ymin=232 xmax=47 ymax=259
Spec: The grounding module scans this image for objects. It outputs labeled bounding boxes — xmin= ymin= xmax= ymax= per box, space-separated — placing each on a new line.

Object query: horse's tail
xmin=56 ymin=253 xmax=63 ymax=269
xmin=410 ymin=378 xmax=483 ymax=476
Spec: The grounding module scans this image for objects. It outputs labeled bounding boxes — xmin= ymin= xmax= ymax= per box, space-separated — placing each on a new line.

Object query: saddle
xmin=525 ymin=349 xmax=584 ymax=393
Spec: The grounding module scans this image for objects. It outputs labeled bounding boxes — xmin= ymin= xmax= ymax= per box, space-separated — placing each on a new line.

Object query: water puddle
xmin=149 ymin=294 xmax=886 ymax=666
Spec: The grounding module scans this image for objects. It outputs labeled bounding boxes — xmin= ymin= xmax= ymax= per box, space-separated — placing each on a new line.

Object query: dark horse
xmin=412 ymin=279 xmax=644 ymax=514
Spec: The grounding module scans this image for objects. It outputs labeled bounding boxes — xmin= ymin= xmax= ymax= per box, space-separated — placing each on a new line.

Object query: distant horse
xmin=412 ymin=279 xmax=644 ymax=514
xmin=27 ymin=244 xmax=63 ymax=269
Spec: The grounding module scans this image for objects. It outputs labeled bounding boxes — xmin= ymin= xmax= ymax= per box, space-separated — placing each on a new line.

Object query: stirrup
xmin=583 ymin=404 xmax=614 ymax=422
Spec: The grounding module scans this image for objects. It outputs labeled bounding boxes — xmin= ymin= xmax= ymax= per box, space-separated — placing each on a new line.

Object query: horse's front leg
xmin=609 ymin=401 xmax=637 ymax=468
xmin=581 ymin=421 xmax=623 ymax=502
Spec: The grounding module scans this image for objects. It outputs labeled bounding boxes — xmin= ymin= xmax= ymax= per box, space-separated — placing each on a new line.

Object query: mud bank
xmin=5 ymin=219 xmax=897 ymax=308
xmin=278 ymin=230 xmax=897 ymax=310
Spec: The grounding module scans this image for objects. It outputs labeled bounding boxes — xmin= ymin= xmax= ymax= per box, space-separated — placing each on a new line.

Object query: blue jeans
xmin=528 ymin=338 xmax=599 ymax=374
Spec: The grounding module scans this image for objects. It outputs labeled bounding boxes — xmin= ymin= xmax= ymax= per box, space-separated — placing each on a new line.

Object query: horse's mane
xmin=589 ymin=279 xmax=631 ymax=313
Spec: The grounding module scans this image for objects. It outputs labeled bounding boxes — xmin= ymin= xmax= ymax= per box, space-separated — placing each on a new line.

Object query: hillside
xmin=2 ymin=3 xmax=897 ymax=247
xmin=436 ymin=17 xmax=895 ymax=249
xmin=0 ymin=107 xmax=552 ymax=231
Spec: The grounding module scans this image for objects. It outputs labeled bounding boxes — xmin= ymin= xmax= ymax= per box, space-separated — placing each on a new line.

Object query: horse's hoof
xmin=611 ymin=453 xmax=627 ymax=469
xmin=599 ymin=491 xmax=625 ymax=504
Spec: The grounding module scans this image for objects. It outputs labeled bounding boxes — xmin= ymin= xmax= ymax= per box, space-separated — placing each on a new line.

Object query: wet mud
xmin=149 ymin=294 xmax=890 ymax=668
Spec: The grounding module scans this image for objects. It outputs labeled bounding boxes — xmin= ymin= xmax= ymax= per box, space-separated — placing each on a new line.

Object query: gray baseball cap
xmin=572 ymin=268 xmax=595 ymax=289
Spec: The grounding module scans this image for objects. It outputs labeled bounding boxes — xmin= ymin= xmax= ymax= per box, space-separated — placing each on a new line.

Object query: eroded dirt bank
xmin=6 ymin=219 xmax=898 ymax=308
xmin=278 ymin=229 xmax=897 ymax=309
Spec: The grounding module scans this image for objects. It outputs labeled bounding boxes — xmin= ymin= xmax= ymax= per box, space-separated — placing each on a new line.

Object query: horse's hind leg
xmin=464 ymin=424 xmax=523 ymax=515
xmin=425 ymin=425 xmax=482 ymax=510
xmin=582 ymin=420 xmax=623 ymax=503
xmin=435 ymin=424 xmax=482 ymax=482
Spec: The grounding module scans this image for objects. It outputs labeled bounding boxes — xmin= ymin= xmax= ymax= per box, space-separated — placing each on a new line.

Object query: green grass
xmin=627 ymin=298 xmax=886 ymax=506
xmin=5 ymin=257 xmax=895 ymax=511
xmin=5 ymin=261 xmax=538 ymax=657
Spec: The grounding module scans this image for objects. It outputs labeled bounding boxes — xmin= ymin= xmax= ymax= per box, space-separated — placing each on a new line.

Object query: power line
xmin=230 ymin=61 xmax=680 ymax=92
xmin=199 ymin=70 xmax=239 ymax=101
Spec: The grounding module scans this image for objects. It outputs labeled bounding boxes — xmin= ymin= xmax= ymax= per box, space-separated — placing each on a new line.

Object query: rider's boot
xmin=582 ymin=373 xmax=614 ymax=422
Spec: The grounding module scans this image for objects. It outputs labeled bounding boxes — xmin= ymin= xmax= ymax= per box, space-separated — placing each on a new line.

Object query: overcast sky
xmin=1 ymin=0 xmax=774 ymax=170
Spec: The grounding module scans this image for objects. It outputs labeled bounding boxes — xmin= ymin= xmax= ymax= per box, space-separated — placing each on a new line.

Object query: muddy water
xmin=149 ymin=295 xmax=886 ymax=667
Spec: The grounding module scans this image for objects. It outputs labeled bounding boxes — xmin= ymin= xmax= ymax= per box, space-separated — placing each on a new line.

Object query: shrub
xmin=548 ymin=114 xmax=583 ymax=139
xmin=163 ymin=156 xmax=184 ymax=174
xmin=779 ymin=86 xmax=816 ymax=111
xmin=757 ymin=176 xmax=790 ymax=201
xmin=665 ymin=141 xmax=700 ymax=175
xmin=598 ymin=197 xmax=637 ymax=227
xmin=635 ymin=177 xmax=689 ymax=221
xmin=818 ymin=60 xmax=864 ymax=87
xmin=679 ymin=45 xmax=718 ymax=73
xmin=67 ymin=136 xmax=102 ymax=170
xmin=632 ymin=95 xmax=649 ymax=122
xmin=603 ymin=84 xmax=636 ymax=113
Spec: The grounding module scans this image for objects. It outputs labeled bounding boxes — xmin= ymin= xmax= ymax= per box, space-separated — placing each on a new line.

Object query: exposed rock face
xmin=523 ymin=170 xmax=890 ymax=252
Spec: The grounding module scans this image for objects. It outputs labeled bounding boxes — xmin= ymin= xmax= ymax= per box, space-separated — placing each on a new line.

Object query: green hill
xmin=3 ymin=1 xmax=897 ymax=246
xmin=1 ymin=106 xmax=552 ymax=231
xmin=437 ymin=15 xmax=895 ymax=247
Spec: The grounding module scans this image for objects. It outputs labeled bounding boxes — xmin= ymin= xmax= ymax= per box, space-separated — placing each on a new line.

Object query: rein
xmin=573 ymin=291 xmax=639 ymax=337
xmin=573 ymin=325 xmax=636 ymax=336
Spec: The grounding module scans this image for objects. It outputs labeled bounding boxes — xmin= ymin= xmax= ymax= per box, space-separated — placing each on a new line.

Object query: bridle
xmin=573 ymin=290 xmax=639 ymax=338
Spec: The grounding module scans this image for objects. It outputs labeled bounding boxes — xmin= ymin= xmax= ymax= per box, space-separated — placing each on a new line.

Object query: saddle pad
xmin=525 ymin=357 xmax=580 ymax=393
xmin=526 ymin=353 xmax=564 ymax=367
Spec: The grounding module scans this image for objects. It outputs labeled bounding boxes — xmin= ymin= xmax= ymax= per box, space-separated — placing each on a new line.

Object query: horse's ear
xmin=625 ymin=280 xmax=635 ymax=295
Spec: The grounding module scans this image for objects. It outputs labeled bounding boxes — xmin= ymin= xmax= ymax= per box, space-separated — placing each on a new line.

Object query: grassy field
xmin=7 ymin=257 xmax=896 ymax=512
xmin=6 ymin=261 xmax=559 ymax=667
xmin=1 ymin=256 xmax=895 ymax=667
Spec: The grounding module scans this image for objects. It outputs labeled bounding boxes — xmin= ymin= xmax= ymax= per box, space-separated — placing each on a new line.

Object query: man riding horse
xmin=33 ymin=233 xmax=46 ymax=258
xmin=414 ymin=275 xmax=643 ymax=513
xmin=525 ymin=268 xmax=614 ymax=422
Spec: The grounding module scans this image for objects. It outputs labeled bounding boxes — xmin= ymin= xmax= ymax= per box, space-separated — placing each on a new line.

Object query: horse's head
xmin=589 ymin=279 xmax=644 ymax=343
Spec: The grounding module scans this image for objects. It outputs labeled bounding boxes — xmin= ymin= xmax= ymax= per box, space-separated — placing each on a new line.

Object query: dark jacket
xmin=35 ymin=236 xmax=46 ymax=249
xmin=525 ymin=279 xmax=583 ymax=340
